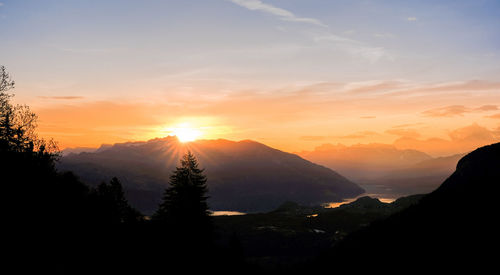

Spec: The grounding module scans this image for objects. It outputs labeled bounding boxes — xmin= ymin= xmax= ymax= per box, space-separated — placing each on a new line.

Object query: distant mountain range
xmin=298 ymin=143 xmax=466 ymax=197
xmin=311 ymin=142 xmax=500 ymax=270
xmin=58 ymin=137 xmax=364 ymax=214
xmin=299 ymin=143 xmax=433 ymax=179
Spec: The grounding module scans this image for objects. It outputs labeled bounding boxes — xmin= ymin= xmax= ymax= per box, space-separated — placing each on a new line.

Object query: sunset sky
xmin=1 ymin=0 xmax=499 ymax=156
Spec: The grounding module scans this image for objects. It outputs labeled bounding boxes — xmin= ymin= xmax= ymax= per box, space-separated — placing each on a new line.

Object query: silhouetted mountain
xmin=312 ymin=142 xmax=500 ymax=271
xmin=337 ymin=196 xmax=386 ymax=210
xmin=61 ymin=147 xmax=98 ymax=156
xmin=59 ymin=136 xmax=364 ymax=213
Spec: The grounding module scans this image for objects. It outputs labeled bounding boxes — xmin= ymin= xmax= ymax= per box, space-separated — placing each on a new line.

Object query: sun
xmin=171 ymin=126 xmax=202 ymax=142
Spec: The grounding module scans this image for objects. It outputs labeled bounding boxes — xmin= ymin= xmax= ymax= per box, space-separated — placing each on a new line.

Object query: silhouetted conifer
xmin=90 ymin=177 xmax=143 ymax=224
xmin=154 ymin=151 xmax=212 ymax=237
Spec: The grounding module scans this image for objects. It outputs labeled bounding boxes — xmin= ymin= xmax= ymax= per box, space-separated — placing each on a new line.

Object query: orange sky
xmin=2 ymin=1 xmax=500 ymax=157
xmin=27 ymin=80 xmax=500 ymax=157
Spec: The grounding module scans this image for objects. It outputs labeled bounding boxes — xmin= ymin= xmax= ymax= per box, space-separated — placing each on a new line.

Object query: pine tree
xmin=154 ymin=151 xmax=211 ymax=235
xmin=91 ymin=177 xmax=143 ymax=224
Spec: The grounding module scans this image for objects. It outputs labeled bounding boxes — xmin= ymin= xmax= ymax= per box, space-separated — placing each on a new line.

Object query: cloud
xmin=336 ymin=131 xmax=380 ymax=139
xmin=394 ymin=124 xmax=500 ymax=156
xmin=485 ymin=113 xmax=500 ymax=119
xmin=45 ymin=44 xmax=126 ymax=55
xmin=300 ymin=136 xmax=329 ymax=141
xmin=360 ymin=116 xmax=376 ymax=119
xmin=300 ymin=131 xmax=380 ymax=141
xmin=422 ymin=105 xmax=470 ymax=117
xmin=475 ymin=105 xmax=498 ymax=112
xmin=0 ymin=3 xmax=4 ymax=7
xmin=373 ymin=32 xmax=395 ymax=39
xmin=228 ymin=0 xmax=327 ymax=27
xmin=392 ymin=80 xmax=500 ymax=97
xmin=392 ymin=123 xmax=425 ymax=128
xmin=448 ymin=123 xmax=499 ymax=142
xmin=385 ymin=128 xmax=421 ymax=138
xmin=38 ymin=96 xmax=85 ymax=100
xmin=343 ymin=80 xmax=403 ymax=94
xmin=422 ymin=104 xmax=498 ymax=117
xmin=313 ymin=34 xmax=390 ymax=63
xmin=407 ymin=17 xmax=417 ymax=21
xmin=227 ymin=1 xmax=393 ymax=63
xmin=337 ymin=80 xmax=500 ymax=98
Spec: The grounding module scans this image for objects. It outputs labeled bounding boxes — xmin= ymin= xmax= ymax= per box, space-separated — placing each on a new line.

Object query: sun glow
xmin=170 ymin=125 xmax=202 ymax=142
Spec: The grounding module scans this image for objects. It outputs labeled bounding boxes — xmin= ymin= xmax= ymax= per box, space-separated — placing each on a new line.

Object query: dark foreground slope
xmin=213 ymin=195 xmax=423 ymax=272
xmin=59 ymin=137 xmax=363 ymax=213
xmin=312 ymin=142 xmax=500 ymax=271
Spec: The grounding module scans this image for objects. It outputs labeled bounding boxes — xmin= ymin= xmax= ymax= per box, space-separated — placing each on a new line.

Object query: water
xmin=324 ymin=193 xmax=397 ymax=208
xmin=211 ymin=211 xmax=246 ymax=216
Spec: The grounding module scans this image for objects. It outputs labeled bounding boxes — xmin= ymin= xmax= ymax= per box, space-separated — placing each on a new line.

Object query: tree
xmin=0 ymin=65 xmax=15 ymax=93
xmin=90 ymin=177 xmax=143 ymax=224
xmin=154 ymin=151 xmax=212 ymax=236
xmin=0 ymin=65 xmax=57 ymax=154
xmin=1 ymin=65 xmax=150 ymax=273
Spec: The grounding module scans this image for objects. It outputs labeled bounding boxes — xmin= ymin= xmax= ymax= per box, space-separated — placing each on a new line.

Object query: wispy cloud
xmin=44 ymin=43 xmax=127 ymax=55
xmin=342 ymin=80 xmax=403 ymax=94
xmin=385 ymin=128 xmax=421 ymax=138
xmin=392 ymin=123 xmax=425 ymax=129
xmin=227 ymin=0 xmax=327 ymax=27
xmin=394 ymin=124 xmax=500 ymax=156
xmin=474 ymin=105 xmax=498 ymax=112
xmin=377 ymin=80 xmax=500 ymax=98
xmin=300 ymin=131 xmax=380 ymax=141
xmin=373 ymin=32 xmax=395 ymax=39
xmin=485 ymin=113 xmax=500 ymax=119
xmin=337 ymin=131 xmax=380 ymax=139
xmin=313 ymin=34 xmax=391 ymax=63
xmin=407 ymin=17 xmax=417 ymax=21
xmin=228 ymin=0 xmax=392 ymax=63
xmin=422 ymin=105 xmax=469 ymax=117
xmin=300 ymin=135 xmax=330 ymax=141
xmin=39 ymin=96 xmax=85 ymax=100
xmin=226 ymin=0 xmax=391 ymax=63
xmin=422 ymin=105 xmax=498 ymax=117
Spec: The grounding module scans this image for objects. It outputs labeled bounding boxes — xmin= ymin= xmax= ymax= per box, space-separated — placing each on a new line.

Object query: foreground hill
xmin=213 ymin=194 xmax=423 ymax=271
xmin=312 ymin=142 xmax=500 ymax=270
xmin=59 ymin=136 xmax=364 ymax=213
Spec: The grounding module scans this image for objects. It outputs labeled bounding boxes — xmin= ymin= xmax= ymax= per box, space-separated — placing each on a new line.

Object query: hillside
xmin=213 ymin=194 xmax=424 ymax=270
xmin=312 ymin=142 xmax=500 ymax=270
xmin=59 ymin=136 xmax=364 ymax=213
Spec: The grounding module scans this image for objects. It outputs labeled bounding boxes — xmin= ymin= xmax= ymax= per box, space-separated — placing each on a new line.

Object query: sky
xmin=1 ymin=0 xmax=499 ymax=156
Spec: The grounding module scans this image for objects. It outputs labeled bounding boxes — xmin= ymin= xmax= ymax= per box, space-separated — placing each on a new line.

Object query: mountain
xmin=359 ymin=152 xmax=466 ymax=197
xmin=299 ymin=143 xmax=466 ymax=198
xmin=58 ymin=136 xmax=364 ymax=214
xmin=61 ymin=147 xmax=98 ymax=156
xmin=298 ymin=143 xmax=433 ymax=180
xmin=312 ymin=142 xmax=500 ymax=271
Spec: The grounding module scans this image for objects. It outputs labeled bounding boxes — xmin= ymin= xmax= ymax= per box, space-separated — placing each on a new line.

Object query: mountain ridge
xmin=59 ymin=136 xmax=364 ymax=214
